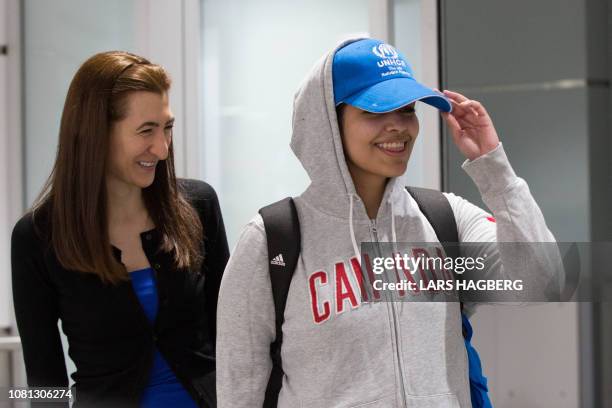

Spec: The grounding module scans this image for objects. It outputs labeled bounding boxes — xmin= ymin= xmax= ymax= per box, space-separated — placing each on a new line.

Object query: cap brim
xmin=342 ymin=77 xmax=452 ymax=113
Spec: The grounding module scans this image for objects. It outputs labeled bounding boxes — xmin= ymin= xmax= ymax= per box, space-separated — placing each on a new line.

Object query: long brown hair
xmin=32 ymin=51 xmax=203 ymax=284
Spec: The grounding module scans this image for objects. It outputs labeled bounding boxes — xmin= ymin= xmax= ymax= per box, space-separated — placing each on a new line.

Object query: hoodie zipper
xmin=370 ymin=219 xmax=408 ymax=407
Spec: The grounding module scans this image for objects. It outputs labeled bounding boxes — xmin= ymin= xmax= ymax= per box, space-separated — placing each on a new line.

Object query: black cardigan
xmin=11 ymin=179 xmax=229 ymax=407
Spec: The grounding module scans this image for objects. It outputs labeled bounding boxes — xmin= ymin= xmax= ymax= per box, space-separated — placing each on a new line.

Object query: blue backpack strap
xmin=462 ymin=315 xmax=493 ymax=408
xmin=406 ymin=186 xmax=493 ymax=408
xmin=259 ymin=198 xmax=301 ymax=408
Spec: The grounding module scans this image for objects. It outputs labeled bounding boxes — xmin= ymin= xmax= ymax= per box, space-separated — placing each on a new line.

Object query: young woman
xmin=11 ymin=51 xmax=229 ymax=407
xmin=216 ymin=38 xmax=559 ymax=407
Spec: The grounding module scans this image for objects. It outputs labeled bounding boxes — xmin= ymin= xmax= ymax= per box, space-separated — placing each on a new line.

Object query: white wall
xmin=0 ymin=0 xmax=12 ymax=330
xmin=3 ymin=0 xmax=26 ymax=389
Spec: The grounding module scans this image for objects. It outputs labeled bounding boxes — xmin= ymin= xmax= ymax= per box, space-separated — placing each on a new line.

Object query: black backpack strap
xmin=258 ymin=197 xmax=301 ymax=408
xmin=405 ymin=187 xmax=467 ymax=337
xmin=405 ymin=186 xmax=459 ymax=260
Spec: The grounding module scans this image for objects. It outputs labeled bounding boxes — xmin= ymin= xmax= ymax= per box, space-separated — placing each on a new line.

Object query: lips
xmin=375 ymin=141 xmax=406 ymax=152
xmin=137 ymin=161 xmax=157 ymax=169
xmin=374 ymin=140 xmax=409 ymax=156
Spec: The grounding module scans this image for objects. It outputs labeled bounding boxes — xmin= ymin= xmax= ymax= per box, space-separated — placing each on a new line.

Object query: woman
xmin=216 ymin=38 xmax=560 ymax=407
xmin=11 ymin=51 xmax=229 ymax=407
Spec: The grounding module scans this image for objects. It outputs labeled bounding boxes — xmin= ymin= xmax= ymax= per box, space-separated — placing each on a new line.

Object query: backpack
xmin=258 ymin=187 xmax=492 ymax=408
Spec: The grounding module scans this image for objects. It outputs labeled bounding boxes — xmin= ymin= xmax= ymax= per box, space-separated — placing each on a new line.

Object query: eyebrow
xmin=136 ymin=117 xmax=175 ymax=131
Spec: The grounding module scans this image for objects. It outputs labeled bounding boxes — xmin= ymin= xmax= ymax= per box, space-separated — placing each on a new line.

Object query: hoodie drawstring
xmin=390 ymin=199 xmax=397 ymax=244
xmin=349 ymin=194 xmax=362 ymax=264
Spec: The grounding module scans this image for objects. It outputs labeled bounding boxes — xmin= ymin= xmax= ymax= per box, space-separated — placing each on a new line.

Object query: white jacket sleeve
xmin=216 ymin=215 xmax=275 ymax=407
xmin=444 ymin=143 xmax=564 ymax=310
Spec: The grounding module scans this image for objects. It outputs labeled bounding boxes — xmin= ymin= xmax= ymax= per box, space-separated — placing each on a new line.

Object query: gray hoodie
xmin=216 ymin=39 xmax=559 ymax=408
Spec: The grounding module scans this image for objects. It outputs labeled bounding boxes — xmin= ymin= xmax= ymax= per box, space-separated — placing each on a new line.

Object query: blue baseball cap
xmin=333 ymin=39 xmax=452 ymax=113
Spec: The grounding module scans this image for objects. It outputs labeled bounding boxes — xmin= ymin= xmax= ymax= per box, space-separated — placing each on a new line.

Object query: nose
xmin=383 ymin=110 xmax=413 ymax=134
xmin=149 ymin=128 xmax=170 ymax=160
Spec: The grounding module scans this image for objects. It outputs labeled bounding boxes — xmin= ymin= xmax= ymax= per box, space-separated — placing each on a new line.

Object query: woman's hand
xmin=440 ymin=90 xmax=500 ymax=161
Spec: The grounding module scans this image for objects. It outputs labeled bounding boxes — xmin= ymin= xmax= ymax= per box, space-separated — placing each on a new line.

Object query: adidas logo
xmin=270 ymin=254 xmax=286 ymax=267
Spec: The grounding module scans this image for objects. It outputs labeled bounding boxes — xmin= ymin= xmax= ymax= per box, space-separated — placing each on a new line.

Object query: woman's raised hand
xmin=440 ymin=90 xmax=500 ymax=161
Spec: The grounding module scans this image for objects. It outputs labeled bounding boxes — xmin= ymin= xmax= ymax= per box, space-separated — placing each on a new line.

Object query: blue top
xmin=129 ymin=268 xmax=198 ymax=408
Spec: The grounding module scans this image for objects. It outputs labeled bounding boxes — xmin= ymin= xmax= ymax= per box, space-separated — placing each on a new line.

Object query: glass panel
xmin=24 ymin=0 xmax=136 ymax=205
xmin=201 ymin=0 xmax=369 ymax=246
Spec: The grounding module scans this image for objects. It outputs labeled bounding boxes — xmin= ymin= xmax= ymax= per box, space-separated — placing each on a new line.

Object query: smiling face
xmin=107 ymin=91 xmax=174 ymax=191
xmin=339 ymin=103 xmax=420 ymax=186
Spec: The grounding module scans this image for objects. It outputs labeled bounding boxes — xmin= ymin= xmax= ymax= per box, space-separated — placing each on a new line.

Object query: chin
xmin=384 ymin=164 xmax=408 ymax=178
xmin=140 ymin=178 xmax=156 ymax=189
xmin=132 ymin=175 xmax=156 ymax=189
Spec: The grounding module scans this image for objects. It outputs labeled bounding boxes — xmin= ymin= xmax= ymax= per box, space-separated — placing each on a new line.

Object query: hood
xmin=290 ymin=37 xmax=405 ymax=222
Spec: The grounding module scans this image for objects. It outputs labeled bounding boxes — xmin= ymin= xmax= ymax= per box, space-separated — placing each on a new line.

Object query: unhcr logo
xmin=372 ymin=43 xmax=407 ymax=70
xmin=372 ymin=43 xmax=399 ymax=59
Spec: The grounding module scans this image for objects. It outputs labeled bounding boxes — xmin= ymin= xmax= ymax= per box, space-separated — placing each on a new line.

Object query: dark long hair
xmin=32 ymin=51 xmax=203 ymax=284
